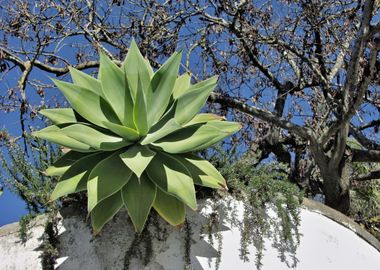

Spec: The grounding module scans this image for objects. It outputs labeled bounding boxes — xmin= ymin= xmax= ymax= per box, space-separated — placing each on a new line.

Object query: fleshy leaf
xmin=91 ymin=191 xmax=123 ymax=234
xmin=123 ymin=39 xmax=152 ymax=98
xmin=102 ymin=122 xmax=140 ymax=141
xmin=141 ymin=103 xmax=179 ymax=145
xmin=61 ymin=124 xmax=131 ymax=151
xmin=147 ymin=52 xmax=182 ymax=127
xmin=52 ymin=78 xmax=120 ymax=128
xmin=141 ymin=118 xmax=181 ymax=145
xmin=120 ymin=145 xmax=156 ymax=178
xmin=133 ymin=74 xmax=148 ymax=135
xmin=87 ymin=152 xmax=133 ymax=212
xmin=121 ymin=174 xmax=156 ymax=232
xmin=69 ymin=67 xmax=104 ymax=97
xmin=50 ymin=152 xmax=108 ymax=200
xmin=183 ymin=113 xmax=224 ymax=127
xmin=141 ymin=112 xmax=223 ymax=145
xmin=33 ymin=125 xmax=95 ymax=152
xmin=152 ymin=121 xmax=241 ymax=154
xmin=173 ymin=154 xmax=227 ymax=190
xmin=172 ymin=73 xmax=191 ymax=99
xmin=39 ymin=108 xmax=78 ymax=125
xmin=174 ymin=76 xmax=218 ymax=125
xmin=146 ymin=151 xmax=196 ymax=210
xmin=99 ymin=51 xmax=135 ymax=128
xmin=45 ymin=151 xmax=89 ymax=176
xmin=152 ymin=188 xmax=185 ymax=226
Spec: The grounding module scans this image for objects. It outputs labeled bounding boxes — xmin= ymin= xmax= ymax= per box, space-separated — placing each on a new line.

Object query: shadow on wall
xmin=53 ymin=198 xmax=299 ymax=270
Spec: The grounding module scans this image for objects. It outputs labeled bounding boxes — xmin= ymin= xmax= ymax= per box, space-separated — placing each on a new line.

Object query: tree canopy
xmin=1 ymin=0 xmax=380 ymax=216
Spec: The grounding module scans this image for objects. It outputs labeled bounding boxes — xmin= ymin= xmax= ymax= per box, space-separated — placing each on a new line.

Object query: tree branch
xmin=208 ymin=92 xmax=313 ymax=140
xmin=354 ymin=170 xmax=380 ymax=181
xmin=352 ymin=149 xmax=380 ymax=162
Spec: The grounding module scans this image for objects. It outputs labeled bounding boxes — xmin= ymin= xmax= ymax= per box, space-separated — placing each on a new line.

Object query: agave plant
xmin=34 ymin=41 xmax=241 ymax=233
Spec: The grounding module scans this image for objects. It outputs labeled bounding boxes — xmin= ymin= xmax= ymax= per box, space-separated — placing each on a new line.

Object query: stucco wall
xmin=1 ymin=198 xmax=379 ymax=270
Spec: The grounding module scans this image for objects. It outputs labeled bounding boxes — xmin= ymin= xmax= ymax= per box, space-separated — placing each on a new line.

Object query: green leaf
xmin=190 ymin=121 xmax=241 ymax=151
xmin=52 ymin=78 xmax=120 ymax=128
xmin=50 ymin=152 xmax=108 ymax=200
xmin=133 ymin=74 xmax=149 ymax=135
xmin=152 ymin=121 xmax=241 ymax=154
xmin=146 ymin=151 xmax=196 ymax=210
xmin=33 ymin=125 xmax=95 ymax=152
xmin=172 ymin=73 xmax=191 ymax=99
xmin=102 ymin=122 xmax=140 ymax=141
xmin=141 ymin=112 xmax=222 ymax=145
xmin=153 ymin=188 xmax=185 ymax=226
xmin=173 ymin=154 xmax=227 ymax=190
xmin=61 ymin=124 xmax=131 ymax=151
xmin=91 ymin=191 xmax=123 ymax=234
xmin=99 ymin=51 xmax=135 ymax=128
xmin=141 ymin=103 xmax=179 ymax=145
xmin=39 ymin=108 xmax=78 ymax=125
xmin=174 ymin=76 xmax=217 ymax=124
xmin=87 ymin=152 xmax=133 ymax=212
xmin=69 ymin=67 xmax=104 ymax=97
xmin=121 ymin=174 xmax=156 ymax=232
xmin=123 ymin=39 xmax=152 ymax=98
xmin=120 ymin=145 xmax=156 ymax=178
xmin=45 ymin=151 xmax=89 ymax=176
xmin=183 ymin=113 xmax=224 ymax=127
xmin=147 ymin=52 xmax=182 ymax=127
xmin=141 ymin=118 xmax=181 ymax=145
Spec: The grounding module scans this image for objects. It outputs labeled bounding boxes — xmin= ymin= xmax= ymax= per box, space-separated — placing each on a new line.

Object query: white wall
xmin=1 ymin=198 xmax=379 ymax=270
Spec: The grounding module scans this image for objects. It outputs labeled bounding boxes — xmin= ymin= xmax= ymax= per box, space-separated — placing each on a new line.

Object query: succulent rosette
xmin=34 ymin=41 xmax=241 ymax=233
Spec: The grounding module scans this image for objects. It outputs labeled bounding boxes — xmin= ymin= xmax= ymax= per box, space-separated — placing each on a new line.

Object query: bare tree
xmin=1 ymin=0 xmax=380 ymax=214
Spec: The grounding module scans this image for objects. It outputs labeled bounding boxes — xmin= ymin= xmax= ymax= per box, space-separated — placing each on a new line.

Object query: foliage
xmin=0 ymin=131 xmax=59 ymax=213
xmin=206 ymin=147 xmax=303 ymax=269
xmin=1 ymin=0 xmax=380 ymax=216
xmin=351 ymin=181 xmax=380 ymax=240
xmin=18 ymin=213 xmax=34 ymax=243
xmin=34 ymin=40 xmax=241 ymax=233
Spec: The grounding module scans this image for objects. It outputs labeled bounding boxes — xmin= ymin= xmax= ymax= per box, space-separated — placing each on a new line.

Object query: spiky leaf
xmin=50 ymin=152 xmax=108 ymax=200
xmin=173 ymin=154 xmax=227 ymax=190
xmin=39 ymin=108 xmax=78 ymax=125
xmin=172 ymin=73 xmax=191 ymax=99
xmin=146 ymin=151 xmax=196 ymax=210
xmin=99 ymin=51 xmax=135 ymax=128
xmin=69 ymin=67 xmax=104 ymax=97
xmin=45 ymin=151 xmax=88 ymax=176
xmin=60 ymin=124 xmax=131 ymax=151
xmin=122 ymin=174 xmax=156 ymax=232
xmin=120 ymin=145 xmax=156 ymax=178
xmin=175 ymin=76 xmax=218 ymax=124
xmin=153 ymin=188 xmax=185 ymax=226
xmin=91 ymin=191 xmax=124 ymax=234
xmin=123 ymin=39 xmax=152 ymax=98
xmin=152 ymin=121 xmax=241 ymax=154
xmin=52 ymin=79 xmax=120 ymax=128
xmin=34 ymin=126 xmax=95 ymax=152
xmin=87 ymin=152 xmax=133 ymax=212
xmin=147 ymin=52 xmax=182 ymax=126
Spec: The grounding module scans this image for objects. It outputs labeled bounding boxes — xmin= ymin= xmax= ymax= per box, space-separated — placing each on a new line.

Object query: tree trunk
xmin=321 ymin=168 xmax=350 ymax=214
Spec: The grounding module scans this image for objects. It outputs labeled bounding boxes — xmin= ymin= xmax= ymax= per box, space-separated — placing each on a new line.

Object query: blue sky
xmin=1 ymin=1 xmax=379 ymax=227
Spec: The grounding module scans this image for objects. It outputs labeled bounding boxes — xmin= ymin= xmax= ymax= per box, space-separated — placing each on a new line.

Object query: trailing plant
xmin=33 ymin=40 xmax=241 ymax=233
xmin=40 ymin=211 xmax=60 ymax=270
xmin=18 ymin=213 xmax=35 ymax=243
xmin=205 ymin=148 xmax=303 ymax=269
